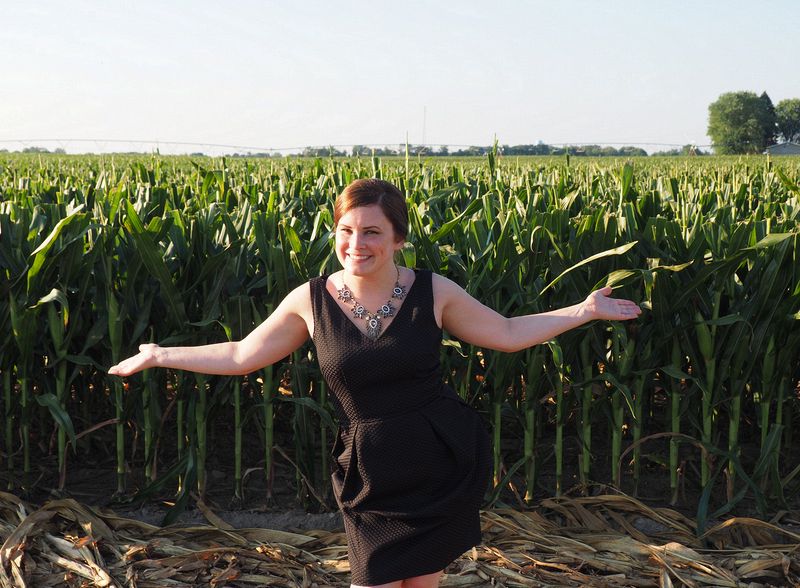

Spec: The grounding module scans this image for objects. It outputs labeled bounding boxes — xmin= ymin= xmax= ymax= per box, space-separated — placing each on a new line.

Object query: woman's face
xmin=335 ymin=204 xmax=404 ymax=278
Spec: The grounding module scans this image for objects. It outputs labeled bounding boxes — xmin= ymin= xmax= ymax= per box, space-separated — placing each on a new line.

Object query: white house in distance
xmin=766 ymin=142 xmax=800 ymax=155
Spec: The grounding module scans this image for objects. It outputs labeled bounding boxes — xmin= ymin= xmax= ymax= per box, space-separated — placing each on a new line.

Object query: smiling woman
xmin=334 ymin=205 xmax=405 ymax=295
xmin=108 ymin=177 xmax=641 ymax=588
xmin=330 ymin=181 xmax=409 ymax=340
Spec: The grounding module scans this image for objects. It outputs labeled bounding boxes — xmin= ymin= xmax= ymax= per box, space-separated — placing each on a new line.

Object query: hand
xmin=581 ymin=286 xmax=642 ymax=321
xmin=108 ymin=343 xmax=159 ymax=377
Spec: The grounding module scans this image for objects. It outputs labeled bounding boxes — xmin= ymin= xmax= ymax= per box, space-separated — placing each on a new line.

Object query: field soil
xmin=11 ymin=427 xmax=800 ymax=587
xmin=28 ymin=460 xmax=345 ymax=533
xmin=23 ymin=429 xmax=783 ymax=533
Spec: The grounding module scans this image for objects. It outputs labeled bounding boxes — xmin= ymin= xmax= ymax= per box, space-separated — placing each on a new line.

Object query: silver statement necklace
xmin=336 ymin=266 xmax=407 ymax=340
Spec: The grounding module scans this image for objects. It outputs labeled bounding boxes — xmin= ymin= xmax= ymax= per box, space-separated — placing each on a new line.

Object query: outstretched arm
xmin=435 ymin=275 xmax=641 ymax=353
xmin=108 ymin=283 xmax=312 ymax=377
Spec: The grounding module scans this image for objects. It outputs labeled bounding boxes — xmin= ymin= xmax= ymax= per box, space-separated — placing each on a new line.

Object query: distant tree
xmin=451 ymin=146 xmax=490 ymax=157
xmin=617 ymin=146 xmax=648 ymax=157
xmin=301 ymin=146 xmax=346 ymax=157
xmin=503 ymin=143 xmax=553 ymax=155
xmin=760 ymin=92 xmax=778 ymax=145
xmin=651 ymin=144 xmax=707 ymax=156
xmin=776 ymin=98 xmax=800 ymax=143
xmin=707 ymin=91 xmax=778 ymax=154
xmin=561 ymin=144 xmax=648 ymax=157
xmin=22 ymin=146 xmax=50 ymax=153
xmin=229 ymin=152 xmax=279 ymax=158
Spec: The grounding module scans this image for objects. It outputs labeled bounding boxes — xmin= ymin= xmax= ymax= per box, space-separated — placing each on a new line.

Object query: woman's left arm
xmin=434 ymin=274 xmax=641 ymax=353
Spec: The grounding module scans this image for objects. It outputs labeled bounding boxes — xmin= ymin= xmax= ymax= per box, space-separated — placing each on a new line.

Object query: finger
xmin=622 ymin=304 xmax=641 ymax=317
xmin=598 ymin=286 xmax=613 ymax=296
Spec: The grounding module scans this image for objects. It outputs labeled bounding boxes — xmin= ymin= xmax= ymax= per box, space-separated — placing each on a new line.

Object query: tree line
xmin=319 ymin=143 xmax=688 ymax=158
xmin=708 ymin=92 xmax=800 ymax=154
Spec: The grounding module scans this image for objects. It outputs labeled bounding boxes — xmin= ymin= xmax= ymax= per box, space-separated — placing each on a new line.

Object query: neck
xmin=342 ymin=264 xmax=398 ymax=292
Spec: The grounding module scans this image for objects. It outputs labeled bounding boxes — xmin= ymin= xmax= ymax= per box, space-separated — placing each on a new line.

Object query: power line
xmin=0 ymin=138 xmax=708 ymax=149
xmin=0 ymin=138 xmax=715 ymax=155
xmin=0 ymin=138 xmax=292 ymax=153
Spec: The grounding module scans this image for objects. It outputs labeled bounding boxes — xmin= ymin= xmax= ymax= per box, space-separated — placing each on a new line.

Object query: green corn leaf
xmin=486 ymin=455 xmax=527 ymax=507
xmin=35 ymin=392 xmax=76 ymax=445
xmin=66 ymin=354 xmax=108 ymax=372
xmin=273 ymin=396 xmax=336 ymax=430
xmin=744 ymin=232 xmax=794 ymax=250
xmin=596 ymin=372 xmax=636 ymax=419
xmin=620 ymin=163 xmax=634 ymax=199
xmin=604 ymin=269 xmax=638 ymax=288
xmin=541 ymin=241 xmax=638 ymax=294
xmin=123 ymin=200 xmax=187 ymax=328
xmin=429 ymin=198 xmax=483 ymax=243
xmin=775 ymin=168 xmax=800 ymax=195
xmin=27 ymin=206 xmax=86 ymax=291
xmin=660 ymin=364 xmax=709 ymax=397
xmin=281 ymin=221 xmax=304 ymax=254
xmin=31 ymin=287 xmax=69 ymax=315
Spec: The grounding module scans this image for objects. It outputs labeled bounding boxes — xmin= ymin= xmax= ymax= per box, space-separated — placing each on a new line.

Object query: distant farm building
xmin=767 ymin=142 xmax=800 ymax=155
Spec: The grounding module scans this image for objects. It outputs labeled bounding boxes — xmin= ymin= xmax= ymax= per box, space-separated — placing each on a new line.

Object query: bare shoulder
xmin=432 ymin=272 xmax=509 ymax=342
xmin=430 ymin=272 xmax=467 ymax=326
xmin=284 ymin=281 xmax=312 ymax=306
xmin=277 ymin=282 xmax=314 ymax=327
xmin=431 ymin=272 xmax=466 ymax=298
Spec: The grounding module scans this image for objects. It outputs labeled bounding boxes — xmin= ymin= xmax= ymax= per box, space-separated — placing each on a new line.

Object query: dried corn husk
xmin=0 ymin=492 xmax=798 ymax=587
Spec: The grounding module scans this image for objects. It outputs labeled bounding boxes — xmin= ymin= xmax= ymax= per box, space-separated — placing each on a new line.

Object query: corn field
xmin=1 ymin=151 xmax=798 ymax=532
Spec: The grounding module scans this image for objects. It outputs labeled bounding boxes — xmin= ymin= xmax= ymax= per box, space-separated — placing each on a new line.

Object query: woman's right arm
xmin=108 ymin=283 xmax=312 ymax=377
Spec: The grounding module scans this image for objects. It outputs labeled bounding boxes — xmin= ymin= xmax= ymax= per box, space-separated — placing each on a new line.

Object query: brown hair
xmin=334 ymin=179 xmax=408 ymax=241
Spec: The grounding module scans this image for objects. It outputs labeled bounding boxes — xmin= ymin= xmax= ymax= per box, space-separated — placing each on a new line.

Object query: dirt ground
xmin=27 ymin=461 xmax=346 ymax=534
xmin=24 ymin=424 xmax=787 ymax=534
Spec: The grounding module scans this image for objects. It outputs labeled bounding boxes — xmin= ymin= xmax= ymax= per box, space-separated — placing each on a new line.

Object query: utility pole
xmin=422 ymin=106 xmax=426 ymax=147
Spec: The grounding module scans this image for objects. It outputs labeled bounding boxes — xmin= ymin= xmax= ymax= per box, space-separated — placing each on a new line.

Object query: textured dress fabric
xmin=309 ymin=269 xmax=492 ymax=586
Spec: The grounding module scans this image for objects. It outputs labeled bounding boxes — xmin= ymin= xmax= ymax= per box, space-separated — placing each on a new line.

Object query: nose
xmin=350 ymin=231 xmax=365 ymax=249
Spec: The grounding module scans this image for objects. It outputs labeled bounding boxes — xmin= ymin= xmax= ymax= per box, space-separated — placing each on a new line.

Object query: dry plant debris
xmin=0 ymin=491 xmax=799 ymax=587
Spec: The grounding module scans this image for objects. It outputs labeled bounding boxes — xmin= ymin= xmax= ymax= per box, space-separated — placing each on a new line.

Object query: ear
xmin=393 ymin=237 xmax=405 ymax=251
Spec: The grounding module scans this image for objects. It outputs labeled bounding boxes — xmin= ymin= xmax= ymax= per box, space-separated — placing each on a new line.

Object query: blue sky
xmin=2 ymin=0 xmax=799 ymax=154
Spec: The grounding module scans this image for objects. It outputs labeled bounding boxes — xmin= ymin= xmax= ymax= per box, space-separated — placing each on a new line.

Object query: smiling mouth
xmin=348 ymin=254 xmax=371 ymax=260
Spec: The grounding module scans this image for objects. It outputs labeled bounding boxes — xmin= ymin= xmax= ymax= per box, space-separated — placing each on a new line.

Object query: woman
xmin=109 ymin=178 xmax=641 ymax=588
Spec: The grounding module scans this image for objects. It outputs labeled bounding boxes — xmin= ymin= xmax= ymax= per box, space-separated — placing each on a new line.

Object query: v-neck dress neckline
xmin=321 ymin=269 xmax=419 ymax=343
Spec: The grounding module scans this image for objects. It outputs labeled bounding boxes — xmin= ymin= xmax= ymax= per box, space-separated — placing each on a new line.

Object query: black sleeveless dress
xmin=310 ymin=269 xmax=492 ymax=586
